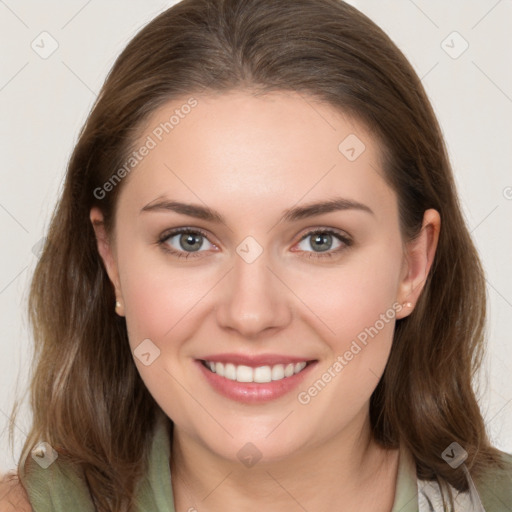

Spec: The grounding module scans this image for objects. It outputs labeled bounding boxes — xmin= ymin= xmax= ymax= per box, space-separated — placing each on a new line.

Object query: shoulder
xmin=0 ymin=471 xmax=32 ymax=512
xmin=474 ymin=450 xmax=512 ymax=511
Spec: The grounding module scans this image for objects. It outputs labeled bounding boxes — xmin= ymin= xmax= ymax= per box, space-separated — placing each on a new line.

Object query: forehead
xmin=117 ymin=90 xmax=394 ymax=218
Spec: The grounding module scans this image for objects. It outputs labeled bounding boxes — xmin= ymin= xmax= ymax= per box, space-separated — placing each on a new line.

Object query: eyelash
xmin=157 ymin=227 xmax=353 ymax=260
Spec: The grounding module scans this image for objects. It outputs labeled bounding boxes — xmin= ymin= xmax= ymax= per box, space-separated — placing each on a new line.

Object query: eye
xmin=157 ymin=227 xmax=352 ymax=260
xmin=158 ymin=228 xmax=216 ymax=258
xmin=295 ymin=229 xmax=352 ymax=258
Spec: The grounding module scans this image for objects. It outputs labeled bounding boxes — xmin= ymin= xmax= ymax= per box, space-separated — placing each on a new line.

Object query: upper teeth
xmin=205 ymin=361 xmax=307 ymax=383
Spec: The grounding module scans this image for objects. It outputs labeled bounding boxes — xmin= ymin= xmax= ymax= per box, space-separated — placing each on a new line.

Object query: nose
xmin=215 ymin=248 xmax=293 ymax=338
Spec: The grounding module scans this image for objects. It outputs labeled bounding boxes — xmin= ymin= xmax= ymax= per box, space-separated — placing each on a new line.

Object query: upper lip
xmin=198 ymin=353 xmax=317 ymax=367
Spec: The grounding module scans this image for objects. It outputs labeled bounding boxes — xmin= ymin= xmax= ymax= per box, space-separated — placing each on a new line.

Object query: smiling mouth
xmin=200 ymin=359 xmax=315 ymax=383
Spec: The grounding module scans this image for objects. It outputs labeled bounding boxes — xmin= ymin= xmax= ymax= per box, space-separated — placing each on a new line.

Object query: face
xmin=91 ymin=90 xmax=438 ymax=463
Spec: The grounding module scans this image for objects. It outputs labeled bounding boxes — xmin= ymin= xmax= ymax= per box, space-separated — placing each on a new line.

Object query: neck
xmin=169 ymin=411 xmax=400 ymax=512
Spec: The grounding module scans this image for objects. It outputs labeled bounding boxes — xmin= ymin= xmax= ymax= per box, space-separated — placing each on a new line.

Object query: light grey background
xmin=1 ymin=0 xmax=511 ymax=473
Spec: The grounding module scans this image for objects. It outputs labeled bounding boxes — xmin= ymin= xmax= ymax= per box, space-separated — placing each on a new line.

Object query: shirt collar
xmin=390 ymin=442 xmax=420 ymax=512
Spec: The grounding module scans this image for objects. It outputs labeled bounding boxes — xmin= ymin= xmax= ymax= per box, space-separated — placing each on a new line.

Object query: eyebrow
xmin=140 ymin=196 xmax=374 ymax=223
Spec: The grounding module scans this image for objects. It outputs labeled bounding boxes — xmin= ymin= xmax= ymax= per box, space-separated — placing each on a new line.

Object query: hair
xmin=9 ymin=0 xmax=505 ymax=510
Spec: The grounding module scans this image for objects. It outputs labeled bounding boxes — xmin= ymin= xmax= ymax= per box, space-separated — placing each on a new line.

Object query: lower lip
xmin=196 ymin=360 xmax=317 ymax=404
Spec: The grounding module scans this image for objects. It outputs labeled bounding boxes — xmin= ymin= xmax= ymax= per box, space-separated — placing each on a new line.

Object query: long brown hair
xmin=10 ymin=0 xmax=504 ymax=509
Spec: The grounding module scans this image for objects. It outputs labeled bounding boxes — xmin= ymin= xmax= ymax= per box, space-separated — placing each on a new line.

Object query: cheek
xmin=294 ymin=242 xmax=403 ymax=347
xmin=293 ymin=243 xmax=403 ymax=412
xmin=118 ymin=241 xmax=210 ymax=345
xmin=117 ymin=245 xmax=211 ymax=421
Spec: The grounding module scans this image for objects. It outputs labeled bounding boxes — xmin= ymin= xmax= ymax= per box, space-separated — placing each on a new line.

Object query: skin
xmin=0 ymin=473 xmax=31 ymax=511
xmin=90 ymin=90 xmax=440 ymax=512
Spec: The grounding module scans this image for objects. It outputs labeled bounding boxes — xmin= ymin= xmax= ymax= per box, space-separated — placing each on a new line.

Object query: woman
xmin=2 ymin=0 xmax=511 ymax=510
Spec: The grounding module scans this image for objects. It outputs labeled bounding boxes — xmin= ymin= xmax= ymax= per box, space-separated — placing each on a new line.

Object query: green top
xmin=20 ymin=416 xmax=512 ymax=511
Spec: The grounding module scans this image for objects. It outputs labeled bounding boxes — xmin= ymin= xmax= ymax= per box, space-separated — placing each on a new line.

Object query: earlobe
xmin=396 ymin=209 xmax=441 ymax=318
xmin=89 ymin=207 xmax=124 ymax=316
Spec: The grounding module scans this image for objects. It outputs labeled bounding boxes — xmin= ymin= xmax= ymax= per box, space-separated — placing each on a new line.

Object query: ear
xmin=90 ymin=206 xmax=124 ymax=316
xmin=395 ymin=208 xmax=441 ymax=319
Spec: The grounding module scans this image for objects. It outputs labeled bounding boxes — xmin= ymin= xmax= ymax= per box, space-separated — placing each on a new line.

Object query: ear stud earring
xmin=403 ymin=302 xmax=413 ymax=308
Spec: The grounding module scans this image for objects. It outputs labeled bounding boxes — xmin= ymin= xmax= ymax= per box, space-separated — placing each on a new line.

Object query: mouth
xmin=200 ymin=359 xmax=313 ymax=383
xmin=195 ymin=357 xmax=318 ymax=403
